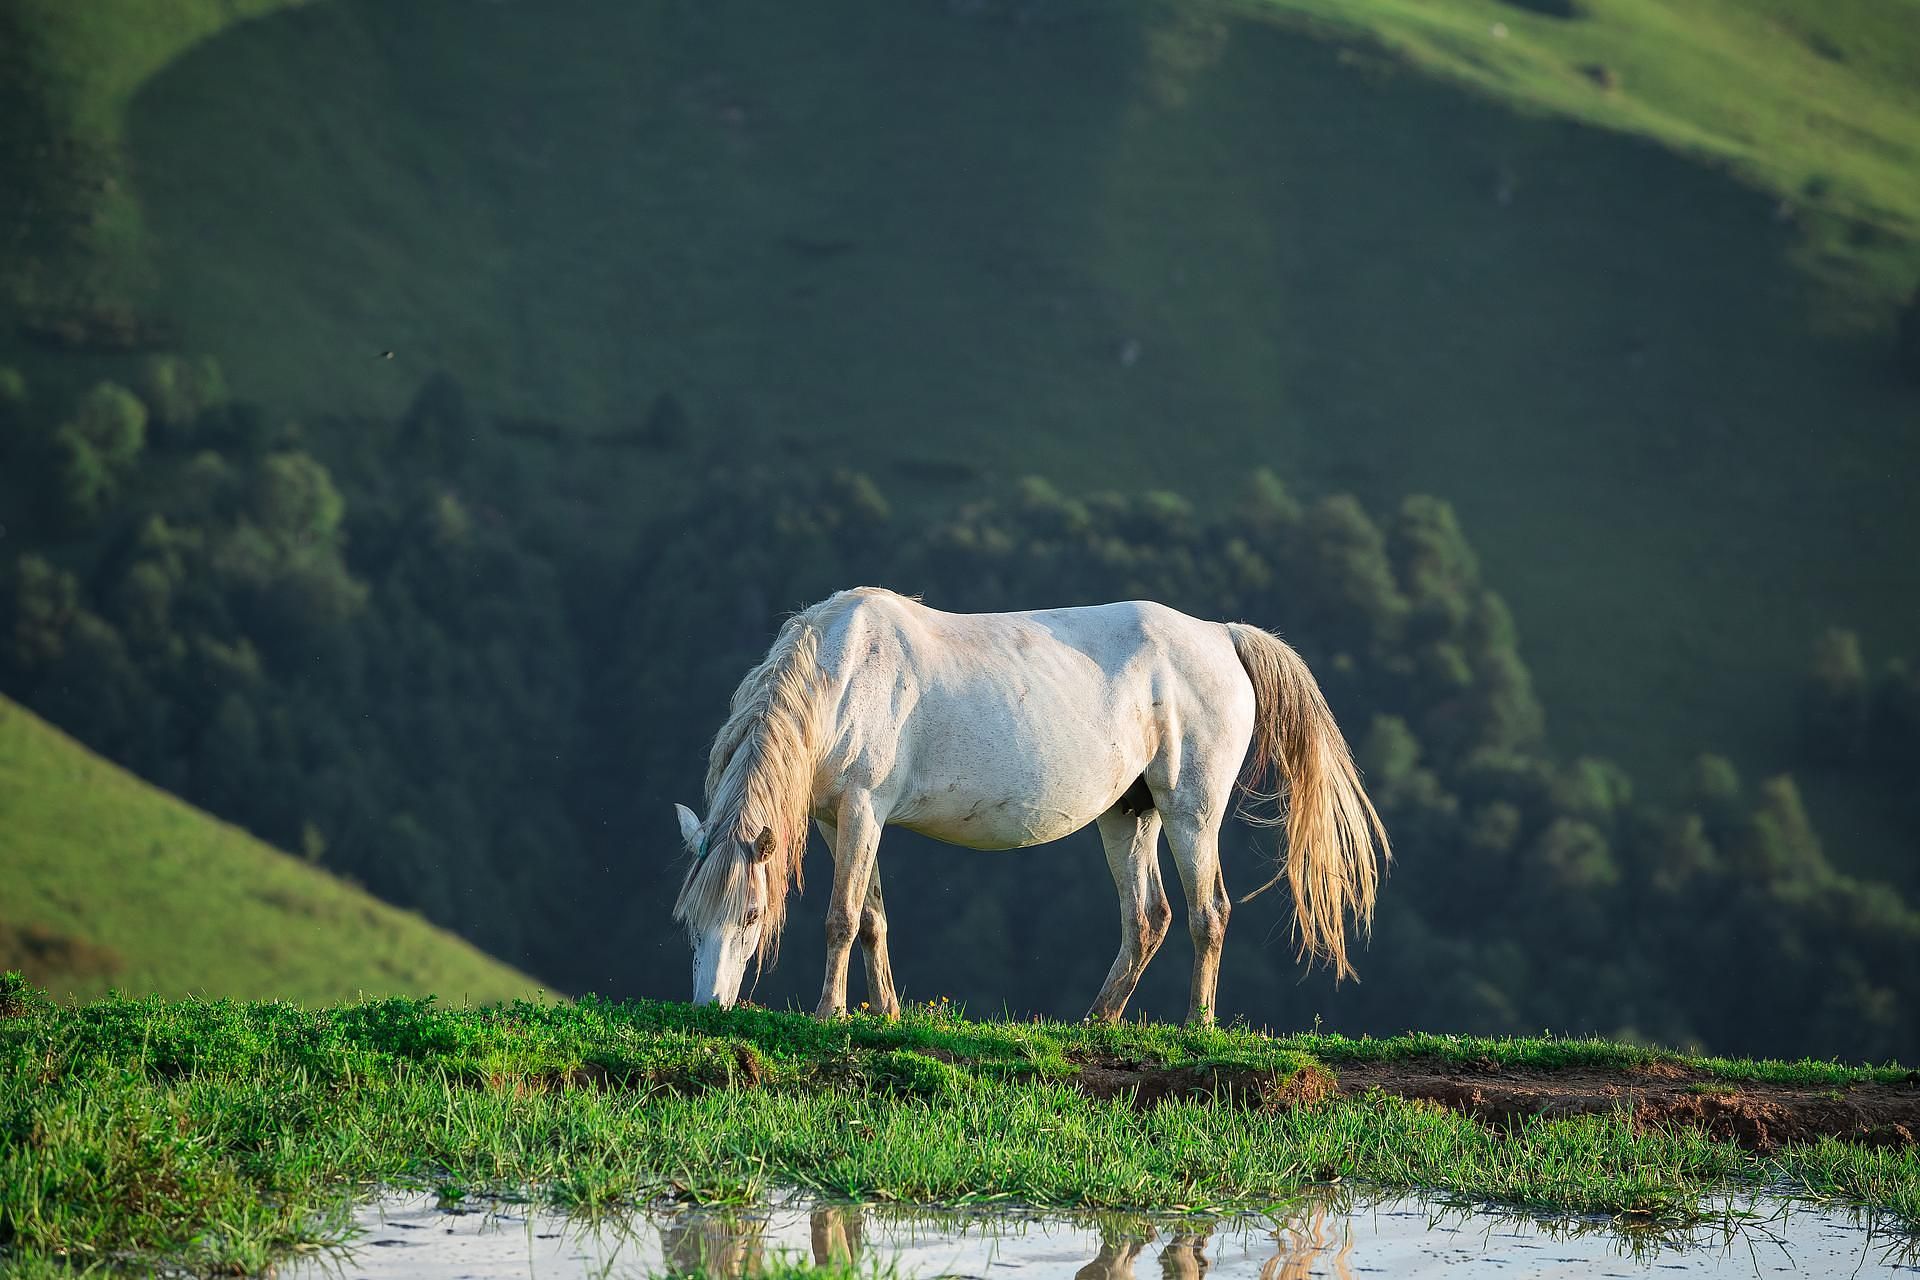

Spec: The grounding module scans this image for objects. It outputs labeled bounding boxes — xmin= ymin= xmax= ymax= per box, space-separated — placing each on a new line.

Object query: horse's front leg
xmin=816 ymin=816 xmax=900 ymax=1018
xmin=858 ymin=865 xmax=900 ymax=1018
xmin=815 ymin=792 xmax=882 ymax=1019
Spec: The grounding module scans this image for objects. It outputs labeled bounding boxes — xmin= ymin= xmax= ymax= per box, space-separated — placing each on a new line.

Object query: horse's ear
xmin=752 ymin=827 xmax=776 ymax=863
xmin=674 ymin=804 xmax=702 ymax=850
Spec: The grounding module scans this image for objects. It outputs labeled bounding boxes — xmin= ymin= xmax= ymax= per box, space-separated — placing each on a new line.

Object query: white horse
xmin=672 ymin=587 xmax=1388 ymax=1025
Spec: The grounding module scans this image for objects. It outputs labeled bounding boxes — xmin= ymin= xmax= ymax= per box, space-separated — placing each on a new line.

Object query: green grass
xmin=0 ymin=695 xmax=545 ymax=1003
xmin=4 ymin=0 xmax=1918 ymax=828
xmin=2 ymin=988 xmax=1914 ymax=1275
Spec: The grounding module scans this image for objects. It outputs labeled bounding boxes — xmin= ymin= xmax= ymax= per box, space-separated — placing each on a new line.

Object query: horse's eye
xmin=743 ymin=906 xmax=762 ymax=926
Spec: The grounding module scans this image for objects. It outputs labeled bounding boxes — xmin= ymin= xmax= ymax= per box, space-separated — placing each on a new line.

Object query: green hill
xmin=0 ymin=695 xmax=545 ymax=1004
xmin=2 ymin=0 xmax=1916 ymax=794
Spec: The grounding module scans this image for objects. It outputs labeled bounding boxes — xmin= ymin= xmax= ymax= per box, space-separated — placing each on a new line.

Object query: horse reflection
xmin=656 ymin=1195 xmax=1354 ymax=1280
xmin=1260 ymin=1203 xmax=1354 ymax=1280
xmin=810 ymin=1203 xmax=866 ymax=1266
xmin=658 ymin=1208 xmax=765 ymax=1278
xmin=1159 ymin=1225 xmax=1213 ymax=1280
xmin=1075 ymin=1218 xmax=1155 ymax=1280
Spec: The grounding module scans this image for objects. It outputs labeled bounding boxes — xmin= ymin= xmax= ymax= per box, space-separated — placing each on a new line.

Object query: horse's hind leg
xmin=1086 ymin=808 xmax=1171 ymax=1024
xmin=858 ymin=865 xmax=901 ymax=1017
xmin=1158 ymin=764 xmax=1237 ymax=1027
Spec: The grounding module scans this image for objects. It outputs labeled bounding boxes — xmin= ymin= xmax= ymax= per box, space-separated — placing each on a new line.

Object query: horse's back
xmin=820 ymin=591 xmax=1237 ymax=701
xmin=810 ymin=591 xmax=1253 ymax=848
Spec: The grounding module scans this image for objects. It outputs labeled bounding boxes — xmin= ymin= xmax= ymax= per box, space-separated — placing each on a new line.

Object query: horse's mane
xmin=671 ymin=596 xmax=842 ymax=964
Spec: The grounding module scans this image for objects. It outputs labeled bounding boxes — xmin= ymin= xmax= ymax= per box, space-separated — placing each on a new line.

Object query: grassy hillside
xmin=0 ymin=695 xmax=544 ymax=1004
xmin=2 ymin=2 xmax=1917 ymax=800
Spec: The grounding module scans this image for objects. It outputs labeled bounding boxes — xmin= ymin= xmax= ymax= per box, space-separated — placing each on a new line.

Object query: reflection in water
xmin=660 ymin=1206 xmax=765 ymax=1278
xmin=1263 ymin=1203 xmax=1354 ymax=1280
xmin=810 ymin=1202 xmax=865 ymax=1266
xmin=291 ymin=1185 xmax=1920 ymax=1280
xmin=1075 ymin=1218 xmax=1152 ymax=1280
xmin=1161 ymin=1226 xmax=1213 ymax=1279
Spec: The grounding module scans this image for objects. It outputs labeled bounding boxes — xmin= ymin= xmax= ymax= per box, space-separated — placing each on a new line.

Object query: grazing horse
xmin=672 ymin=587 xmax=1388 ymax=1025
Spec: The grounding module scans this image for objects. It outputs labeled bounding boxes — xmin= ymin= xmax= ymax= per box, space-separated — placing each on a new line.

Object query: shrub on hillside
xmin=49 ymin=382 xmax=147 ymax=525
xmin=2 ymin=555 xmax=79 ymax=672
xmin=1802 ymin=628 xmax=1870 ymax=761
xmin=141 ymin=354 xmax=228 ymax=441
xmin=1798 ymin=631 xmax=1920 ymax=776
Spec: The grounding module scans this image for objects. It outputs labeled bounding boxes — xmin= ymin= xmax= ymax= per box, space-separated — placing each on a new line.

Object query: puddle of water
xmin=289 ymin=1188 xmax=1920 ymax=1279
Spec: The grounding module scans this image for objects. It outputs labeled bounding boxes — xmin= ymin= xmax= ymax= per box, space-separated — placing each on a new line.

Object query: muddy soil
xmin=1069 ymin=1056 xmax=1920 ymax=1153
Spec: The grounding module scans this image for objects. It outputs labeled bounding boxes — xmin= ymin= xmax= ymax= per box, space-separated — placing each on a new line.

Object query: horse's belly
xmin=888 ymin=751 xmax=1132 ymax=851
xmin=893 ymin=797 xmax=1092 ymax=851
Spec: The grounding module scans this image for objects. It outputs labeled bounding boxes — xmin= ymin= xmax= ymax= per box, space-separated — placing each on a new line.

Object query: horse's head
xmin=671 ymin=803 xmax=771 ymax=1007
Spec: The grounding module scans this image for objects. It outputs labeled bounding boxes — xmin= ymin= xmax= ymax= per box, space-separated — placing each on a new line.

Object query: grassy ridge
xmin=0 ymin=695 xmax=544 ymax=1003
xmin=2 ymin=987 xmax=1913 ymax=1275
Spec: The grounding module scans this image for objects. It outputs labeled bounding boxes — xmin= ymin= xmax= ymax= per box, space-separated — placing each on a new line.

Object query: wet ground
xmin=291 ymin=1189 xmax=1920 ymax=1279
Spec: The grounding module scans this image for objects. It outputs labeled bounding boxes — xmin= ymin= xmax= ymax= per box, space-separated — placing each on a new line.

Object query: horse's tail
xmin=1226 ymin=623 xmax=1390 ymax=982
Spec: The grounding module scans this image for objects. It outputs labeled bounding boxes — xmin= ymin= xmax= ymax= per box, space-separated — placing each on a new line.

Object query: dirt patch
xmin=1071 ymin=1059 xmax=1336 ymax=1110
xmin=1053 ymin=1053 xmax=1917 ymax=1152
xmin=1328 ymin=1056 xmax=1920 ymax=1154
